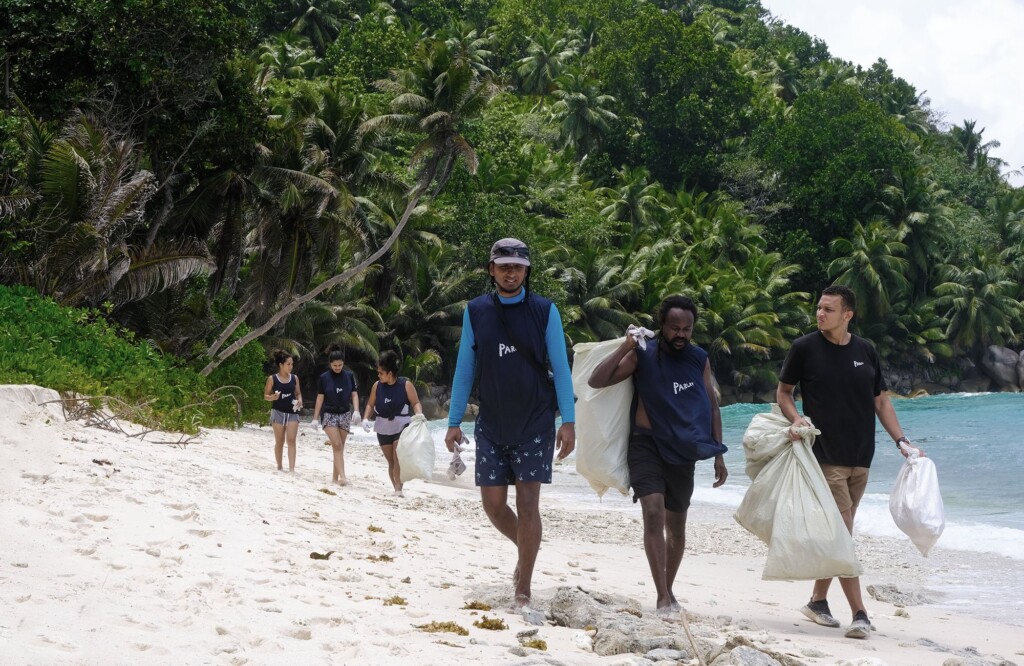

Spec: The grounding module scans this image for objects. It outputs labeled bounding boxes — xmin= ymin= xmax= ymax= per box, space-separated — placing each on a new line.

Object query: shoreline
xmin=3 ymin=386 xmax=1022 ymax=665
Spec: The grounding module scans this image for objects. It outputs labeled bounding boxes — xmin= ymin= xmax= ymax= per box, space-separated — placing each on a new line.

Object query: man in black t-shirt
xmin=776 ymin=285 xmax=916 ymax=640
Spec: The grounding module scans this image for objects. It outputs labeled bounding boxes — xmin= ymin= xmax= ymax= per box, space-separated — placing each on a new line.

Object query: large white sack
xmin=889 ymin=445 xmax=945 ymax=556
xmin=571 ymin=339 xmax=632 ymax=497
xmin=735 ymin=406 xmax=861 ymax=581
xmin=397 ymin=414 xmax=434 ymax=483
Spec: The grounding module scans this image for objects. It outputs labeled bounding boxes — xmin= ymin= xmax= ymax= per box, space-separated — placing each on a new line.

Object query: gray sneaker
xmin=845 ymin=611 xmax=871 ymax=639
xmin=800 ymin=600 xmax=841 ymax=628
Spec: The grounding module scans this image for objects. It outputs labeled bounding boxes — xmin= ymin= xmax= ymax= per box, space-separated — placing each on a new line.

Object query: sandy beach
xmin=2 ymin=385 xmax=1022 ymax=666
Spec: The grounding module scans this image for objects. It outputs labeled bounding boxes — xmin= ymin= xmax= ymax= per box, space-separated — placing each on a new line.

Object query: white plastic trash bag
xmin=889 ymin=444 xmax=944 ymax=556
xmin=735 ymin=406 xmax=862 ymax=581
xmin=397 ymin=414 xmax=434 ymax=483
xmin=571 ymin=339 xmax=632 ymax=497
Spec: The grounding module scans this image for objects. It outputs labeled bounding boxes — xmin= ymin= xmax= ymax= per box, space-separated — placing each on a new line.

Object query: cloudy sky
xmin=759 ymin=0 xmax=1024 ymax=187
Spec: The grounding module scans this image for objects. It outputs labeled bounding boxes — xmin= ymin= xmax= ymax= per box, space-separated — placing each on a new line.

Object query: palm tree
xmin=828 ymin=219 xmax=909 ymax=323
xmin=549 ymin=68 xmax=617 ymax=159
xmin=764 ymin=48 xmax=803 ymax=104
xmin=202 ymin=38 xmax=498 ymax=375
xmin=384 ymin=244 xmax=482 ymax=379
xmin=441 ymin=21 xmax=494 ymax=75
xmin=7 ymin=112 xmax=213 ymax=307
xmin=598 ymin=166 xmax=667 ymax=243
xmin=516 ymin=29 xmax=579 ymax=97
xmin=934 ymin=251 xmax=1023 ymax=355
xmin=951 ymin=120 xmax=999 ymax=168
xmin=256 ymin=33 xmax=322 ymax=88
xmin=206 ymin=82 xmax=391 ymax=359
xmin=878 ymin=162 xmax=951 ymax=300
xmin=544 ymin=242 xmax=642 ymax=345
xmin=277 ymin=0 xmax=349 ymax=55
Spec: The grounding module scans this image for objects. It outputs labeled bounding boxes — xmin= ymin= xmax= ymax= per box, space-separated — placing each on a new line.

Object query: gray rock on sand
xmin=866 ymin=583 xmax=935 ymax=607
xmin=980 ymin=346 xmax=1021 ymax=389
xmin=942 ymin=659 xmax=1020 ymax=666
xmin=548 ymin=586 xmax=697 ymax=657
xmin=1017 ymin=351 xmax=1024 ymax=390
xmin=710 ymin=645 xmax=782 ymax=666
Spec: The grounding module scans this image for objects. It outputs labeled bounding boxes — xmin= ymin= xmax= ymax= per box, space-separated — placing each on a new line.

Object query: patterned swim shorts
xmin=320 ymin=411 xmax=352 ymax=432
xmin=474 ymin=424 xmax=556 ymax=487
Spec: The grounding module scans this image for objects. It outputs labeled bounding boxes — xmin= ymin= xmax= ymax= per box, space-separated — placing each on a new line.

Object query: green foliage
xmin=590 ymin=6 xmax=756 ymax=187
xmin=758 ymin=84 xmax=915 ymax=289
xmin=327 ymin=9 xmax=417 ymax=87
xmin=3 ymin=0 xmax=1022 ymax=399
xmin=0 ymin=285 xmax=264 ymax=431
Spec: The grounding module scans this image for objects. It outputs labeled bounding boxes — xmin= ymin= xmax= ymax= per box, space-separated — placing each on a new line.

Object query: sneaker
xmin=845 ymin=610 xmax=871 ymax=639
xmin=800 ymin=599 xmax=841 ymax=628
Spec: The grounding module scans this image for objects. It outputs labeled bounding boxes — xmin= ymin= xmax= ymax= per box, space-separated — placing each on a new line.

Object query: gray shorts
xmin=321 ymin=411 xmax=352 ymax=432
xmin=270 ymin=409 xmax=300 ymax=425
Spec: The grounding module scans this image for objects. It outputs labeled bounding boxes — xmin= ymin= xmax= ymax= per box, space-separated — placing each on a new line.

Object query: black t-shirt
xmin=778 ymin=331 xmax=886 ymax=468
xmin=317 ymin=369 xmax=357 ymax=414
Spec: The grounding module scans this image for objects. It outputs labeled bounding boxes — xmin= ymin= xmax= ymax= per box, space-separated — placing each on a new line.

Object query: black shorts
xmin=627 ymin=432 xmax=695 ymax=513
xmin=377 ymin=432 xmax=401 ymax=446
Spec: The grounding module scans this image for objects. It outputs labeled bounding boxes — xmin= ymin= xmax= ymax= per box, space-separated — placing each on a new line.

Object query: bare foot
xmin=336 ymin=477 xmax=349 ymax=486
xmin=393 ymin=489 xmax=404 ymax=497
xmin=669 ymin=595 xmax=682 ymax=612
xmin=655 ymin=606 xmax=680 ymax=622
xmin=513 ymin=592 xmax=531 ymax=609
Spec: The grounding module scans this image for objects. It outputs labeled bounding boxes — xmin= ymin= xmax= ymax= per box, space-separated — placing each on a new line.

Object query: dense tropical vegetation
xmin=2 ymin=0 xmax=1022 ymax=418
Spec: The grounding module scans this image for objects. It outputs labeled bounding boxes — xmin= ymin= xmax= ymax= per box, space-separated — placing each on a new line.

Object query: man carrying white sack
xmin=777 ymin=284 xmax=920 ymax=640
xmin=588 ymin=294 xmax=728 ymax=618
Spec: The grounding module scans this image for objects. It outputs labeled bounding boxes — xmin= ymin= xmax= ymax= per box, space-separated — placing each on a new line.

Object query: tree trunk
xmin=206 ymin=300 xmax=255 ymax=358
xmin=200 ymin=185 xmax=427 ymax=376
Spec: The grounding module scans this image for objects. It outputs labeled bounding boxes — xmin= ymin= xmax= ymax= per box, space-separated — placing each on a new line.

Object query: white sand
xmin=2 ymin=385 xmax=1023 ymax=665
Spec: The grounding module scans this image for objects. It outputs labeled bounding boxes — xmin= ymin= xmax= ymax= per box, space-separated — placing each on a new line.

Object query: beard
xmin=661 ymin=336 xmax=690 ymax=357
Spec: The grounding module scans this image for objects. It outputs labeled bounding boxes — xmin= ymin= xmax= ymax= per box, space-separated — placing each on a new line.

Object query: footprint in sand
xmin=187 ymin=529 xmax=215 ymax=538
xmin=285 ymin=628 xmax=313 ymax=641
xmin=75 ymin=546 xmax=97 ymax=556
xmin=83 ymin=513 xmax=109 ymax=522
xmin=171 ymin=511 xmax=199 ymax=522
xmin=165 ymin=502 xmax=198 ymax=511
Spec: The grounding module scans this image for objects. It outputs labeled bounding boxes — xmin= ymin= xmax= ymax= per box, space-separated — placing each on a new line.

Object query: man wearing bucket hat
xmin=445 ymin=238 xmax=576 ymax=612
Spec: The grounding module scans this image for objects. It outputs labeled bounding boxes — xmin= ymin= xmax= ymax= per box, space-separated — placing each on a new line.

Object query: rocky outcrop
xmin=980 ymin=346 xmax=1021 ymax=389
xmin=866 ymin=583 xmax=935 ymax=606
xmin=548 ymin=586 xmax=693 ymax=657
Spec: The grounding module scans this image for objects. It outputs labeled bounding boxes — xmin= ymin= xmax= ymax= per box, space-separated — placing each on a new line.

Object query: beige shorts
xmin=819 ymin=464 xmax=869 ymax=514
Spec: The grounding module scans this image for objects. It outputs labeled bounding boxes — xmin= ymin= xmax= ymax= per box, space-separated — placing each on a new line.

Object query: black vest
xmin=467 ymin=292 xmax=555 ymax=444
xmin=374 ymin=378 xmax=411 ymax=419
xmin=633 ymin=342 xmax=725 ymax=463
xmin=271 ymin=374 xmax=297 ymax=412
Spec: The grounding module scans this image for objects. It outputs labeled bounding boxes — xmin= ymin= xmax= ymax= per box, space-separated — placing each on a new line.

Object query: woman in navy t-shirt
xmin=312 ymin=344 xmax=360 ymax=485
xmin=361 ymin=350 xmax=422 ymax=496
xmin=263 ymin=349 xmax=303 ymax=471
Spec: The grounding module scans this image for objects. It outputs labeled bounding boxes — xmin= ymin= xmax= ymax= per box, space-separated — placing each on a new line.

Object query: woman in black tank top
xmin=361 ymin=350 xmax=422 ymax=496
xmin=263 ymin=350 xmax=303 ymax=471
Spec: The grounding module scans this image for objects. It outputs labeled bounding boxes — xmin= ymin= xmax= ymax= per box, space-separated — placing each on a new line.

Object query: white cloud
xmin=760 ymin=0 xmax=1024 ymax=186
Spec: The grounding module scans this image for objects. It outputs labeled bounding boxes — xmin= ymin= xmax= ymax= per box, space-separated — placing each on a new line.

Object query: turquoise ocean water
xmin=427 ymin=393 xmax=1024 ymax=623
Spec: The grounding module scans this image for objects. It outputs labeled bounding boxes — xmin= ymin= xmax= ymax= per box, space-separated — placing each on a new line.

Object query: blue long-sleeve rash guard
xmin=447 ymin=290 xmax=575 ymax=427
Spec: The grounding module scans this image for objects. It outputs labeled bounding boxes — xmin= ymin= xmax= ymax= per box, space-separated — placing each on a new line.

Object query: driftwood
xmin=43 ymin=386 xmax=245 ymax=448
